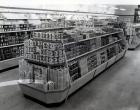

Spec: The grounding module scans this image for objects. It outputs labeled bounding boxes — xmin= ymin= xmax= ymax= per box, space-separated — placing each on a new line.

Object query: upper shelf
xmin=0 ymin=43 xmax=24 ymax=49
xmin=64 ymin=31 xmax=122 ymax=46
xmin=67 ymin=39 xmax=122 ymax=62
xmin=0 ymin=26 xmax=75 ymax=34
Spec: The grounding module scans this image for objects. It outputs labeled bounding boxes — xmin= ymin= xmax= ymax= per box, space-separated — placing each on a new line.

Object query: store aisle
xmin=0 ymin=48 xmax=140 ymax=110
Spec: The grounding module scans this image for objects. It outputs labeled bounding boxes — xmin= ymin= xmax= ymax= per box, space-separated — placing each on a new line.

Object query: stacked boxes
xmin=98 ymin=49 xmax=108 ymax=64
xmin=107 ymin=45 xmax=117 ymax=60
xmin=87 ymin=53 xmax=98 ymax=72
xmin=68 ymin=60 xmax=81 ymax=82
xmin=24 ymin=31 xmax=65 ymax=65
xmin=101 ymin=36 xmax=109 ymax=46
xmin=65 ymin=40 xmax=91 ymax=60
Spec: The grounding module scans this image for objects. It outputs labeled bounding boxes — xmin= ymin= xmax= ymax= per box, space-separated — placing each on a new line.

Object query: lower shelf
xmin=19 ymin=50 xmax=126 ymax=104
xmin=0 ymin=56 xmax=23 ymax=71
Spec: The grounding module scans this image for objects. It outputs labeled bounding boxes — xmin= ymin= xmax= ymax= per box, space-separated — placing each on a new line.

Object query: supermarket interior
xmin=1 ymin=0 xmax=140 ymax=110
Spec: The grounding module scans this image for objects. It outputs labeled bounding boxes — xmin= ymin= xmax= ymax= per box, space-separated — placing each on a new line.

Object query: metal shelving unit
xmin=0 ymin=56 xmax=23 ymax=71
xmin=64 ymin=31 xmax=122 ymax=46
xmin=19 ymin=29 xmax=127 ymax=104
xmin=67 ymin=39 xmax=122 ymax=62
xmin=0 ymin=26 xmax=75 ymax=34
xmin=0 ymin=26 xmax=75 ymax=71
xmin=0 ymin=6 xmax=127 ymax=105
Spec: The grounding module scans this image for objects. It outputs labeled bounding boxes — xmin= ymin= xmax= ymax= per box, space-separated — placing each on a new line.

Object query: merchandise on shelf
xmin=24 ymin=31 xmax=65 ymax=65
xmin=98 ymin=49 xmax=108 ymax=64
xmin=13 ymin=10 xmax=127 ymax=104
xmin=36 ymin=18 xmax=69 ymax=29
xmin=87 ymin=53 xmax=98 ymax=72
xmin=68 ymin=60 xmax=81 ymax=82
xmin=107 ymin=45 xmax=116 ymax=60
xmin=0 ymin=45 xmax=24 ymax=61
xmin=0 ymin=32 xmax=25 ymax=46
xmin=0 ymin=23 xmax=35 ymax=32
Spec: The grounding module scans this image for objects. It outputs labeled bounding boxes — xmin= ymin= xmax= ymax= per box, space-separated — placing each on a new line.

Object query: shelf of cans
xmin=0 ymin=23 xmax=35 ymax=62
xmin=19 ymin=26 xmax=127 ymax=92
xmin=0 ymin=32 xmax=30 ymax=61
xmin=0 ymin=19 xmax=74 ymax=34
xmin=0 ymin=19 xmax=75 ymax=62
xmin=0 ymin=24 xmax=36 ymax=32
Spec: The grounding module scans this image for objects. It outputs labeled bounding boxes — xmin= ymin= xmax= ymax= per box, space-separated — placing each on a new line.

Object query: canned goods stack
xmin=24 ymin=31 xmax=66 ymax=65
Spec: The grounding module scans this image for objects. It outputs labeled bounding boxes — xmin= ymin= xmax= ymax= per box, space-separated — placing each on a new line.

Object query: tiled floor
xmin=0 ymin=48 xmax=140 ymax=110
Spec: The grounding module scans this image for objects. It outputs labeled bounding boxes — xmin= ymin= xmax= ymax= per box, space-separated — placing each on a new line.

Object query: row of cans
xmin=25 ymin=54 xmax=65 ymax=64
xmin=24 ymin=39 xmax=64 ymax=51
xmin=36 ymin=22 xmax=66 ymax=29
xmin=33 ymin=32 xmax=64 ymax=41
xmin=24 ymin=46 xmax=65 ymax=57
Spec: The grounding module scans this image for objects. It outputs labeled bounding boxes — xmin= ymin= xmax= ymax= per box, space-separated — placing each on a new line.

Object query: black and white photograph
xmin=0 ymin=0 xmax=140 ymax=110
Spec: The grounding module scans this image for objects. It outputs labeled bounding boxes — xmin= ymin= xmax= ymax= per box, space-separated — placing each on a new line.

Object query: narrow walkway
xmin=0 ymin=47 xmax=140 ymax=110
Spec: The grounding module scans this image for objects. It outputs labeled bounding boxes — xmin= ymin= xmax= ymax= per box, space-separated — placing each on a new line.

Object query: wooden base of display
xmin=0 ymin=57 xmax=23 ymax=72
xmin=19 ymin=50 xmax=126 ymax=105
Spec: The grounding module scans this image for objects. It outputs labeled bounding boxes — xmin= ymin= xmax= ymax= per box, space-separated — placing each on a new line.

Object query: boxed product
xmin=99 ymin=49 xmax=107 ymax=64
xmin=87 ymin=53 xmax=98 ymax=71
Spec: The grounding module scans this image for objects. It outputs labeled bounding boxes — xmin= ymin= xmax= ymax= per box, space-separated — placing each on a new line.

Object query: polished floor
xmin=0 ymin=48 xmax=140 ymax=110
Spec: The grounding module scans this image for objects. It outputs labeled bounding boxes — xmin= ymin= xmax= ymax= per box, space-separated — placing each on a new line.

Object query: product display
xmin=1 ymin=3 xmax=138 ymax=108
xmin=125 ymin=23 xmax=140 ymax=49
xmin=18 ymin=22 xmax=127 ymax=104
xmin=24 ymin=31 xmax=65 ymax=65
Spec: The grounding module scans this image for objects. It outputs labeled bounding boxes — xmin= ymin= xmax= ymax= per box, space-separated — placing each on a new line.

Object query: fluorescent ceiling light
xmin=0 ymin=0 xmax=140 ymax=8
xmin=111 ymin=7 xmax=119 ymax=10
xmin=120 ymin=8 xmax=126 ymax=11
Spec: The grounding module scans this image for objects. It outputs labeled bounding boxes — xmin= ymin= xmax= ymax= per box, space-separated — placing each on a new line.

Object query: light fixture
xmin=120 ymin=8 xmax=126 ymax=11
xmin=112 ymin=7 xmax=119 ymax=10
